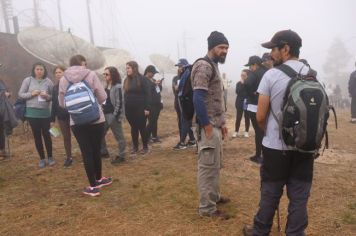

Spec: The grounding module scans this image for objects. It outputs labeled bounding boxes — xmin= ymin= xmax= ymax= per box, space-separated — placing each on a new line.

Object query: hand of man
xmin=221 ymin=125 xmax=228 ymax=140
xmin=204 ymin=124 xmax=213 ymax=139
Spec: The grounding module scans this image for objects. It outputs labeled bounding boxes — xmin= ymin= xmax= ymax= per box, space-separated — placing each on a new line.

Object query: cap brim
xmin=244 ymin=63 xmax=250 ymax=67
xmin=261 ymin=41 xmax=276 ymax=49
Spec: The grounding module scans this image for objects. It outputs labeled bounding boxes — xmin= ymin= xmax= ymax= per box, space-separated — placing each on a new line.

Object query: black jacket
xmin=148 ymin=78 xmax=162 ymax=105
xmin=235 ymin=81 xmax=248 ymax=108
xmin=245 ymin=65 xmax=268 ymax=106
xmin=51 ymin=83 xmax=70 ymax=121
xmin=124 ymin=75 xmax=151 ymax=111
xmin=349 ymin=70 xmax=356 ymax=98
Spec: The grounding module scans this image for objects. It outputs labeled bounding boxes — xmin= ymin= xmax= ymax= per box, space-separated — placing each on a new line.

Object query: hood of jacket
xmin=64 ymin=66 xmax=91 ymax=83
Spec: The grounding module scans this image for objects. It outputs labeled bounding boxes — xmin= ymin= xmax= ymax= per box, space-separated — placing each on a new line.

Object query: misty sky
xmin=5 ymin=0 xmax=356 ymax=83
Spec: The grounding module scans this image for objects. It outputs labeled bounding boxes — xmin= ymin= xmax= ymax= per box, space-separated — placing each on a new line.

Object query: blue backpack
xmin=64 ymin=75 xmax=100 ymax=125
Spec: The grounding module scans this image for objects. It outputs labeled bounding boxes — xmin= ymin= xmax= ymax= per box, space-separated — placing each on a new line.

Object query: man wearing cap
xmin=172 ymin=58 xmax=196 ymax=150
xmin=144 ymin=65 xmax=163 ymax=143
xmin=348 ymin=62 xmax=356 ymax=123
xmin=244 ymin=55 xmax=268 ymax=164
xmin=262 ymin=52 xmax=273 ymax=69
xmin=243 ymin=30 xmax=314 ymax=236
xmin=192 ymin=31 xmax=230 ymax=220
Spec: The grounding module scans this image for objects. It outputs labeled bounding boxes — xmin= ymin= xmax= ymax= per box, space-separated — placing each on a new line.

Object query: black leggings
xmin=0 ymin=116 xmax=5 ymax=150
xmin=125 ymin=104 xmax=148 ymax=149
xmin=72 ymin=122 xmax=104 ymax=187
xmin=249 ymin=111 xmax=263 ymax=157
xmin=147 ymin=104 xmax=161 ymax=138
xmin=27 ymin=117 xmax=52 ymax=160
xmin=352 ymin=96 xmax=356 ymax=118
xmin=235 ymin=107 xmax=250 ymax=133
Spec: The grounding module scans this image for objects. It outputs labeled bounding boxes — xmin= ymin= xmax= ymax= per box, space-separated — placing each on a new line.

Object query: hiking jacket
xmin=110 ymin=83 xmax=124 ymax=119
xmin=349 ymin=70 xmax=356 ymax=97
xmin=147 ymin=78 xmax=162 ymax=105
xmin=0 ymin=92 xmax=18 ymax=135
xmin=245 ymin=65 xmax=268 ymax=105
xmin=235 ymin=81 xmax=248 ymax=109
xmin=58 ymin=66 xmax=107 ymax=126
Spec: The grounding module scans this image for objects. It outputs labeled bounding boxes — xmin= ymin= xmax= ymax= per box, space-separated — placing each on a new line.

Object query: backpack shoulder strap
xmin=193 ymin=57 xmax=216 ymax=81
xmin=276 ymin=64 xmax=298 ymax=79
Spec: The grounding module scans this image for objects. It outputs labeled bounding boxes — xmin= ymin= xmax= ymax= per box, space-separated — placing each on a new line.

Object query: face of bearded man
xmin=212 ymin=44 xmax=229 ymax=64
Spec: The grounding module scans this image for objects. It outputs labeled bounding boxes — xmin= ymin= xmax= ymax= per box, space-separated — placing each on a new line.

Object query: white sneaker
xmin=244 ymin=131 xmax=249 ymax=138
xmin=232 ymin=132 xmax=238 ymax=138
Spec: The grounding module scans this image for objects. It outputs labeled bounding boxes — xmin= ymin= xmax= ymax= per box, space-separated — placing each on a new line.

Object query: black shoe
xmin=199 ymin=210 xmax=230 ymax=220
xmin=242 ymin=225 xmax=254 ymax=236
xmin=111 ymin=156 xmax=125 ymax=165
xmin=249 ymin=155 xmax=262 ymax=164
xmin=173 ymin=142 xmax=187 ymax=150
xmin=63 ymin=157 xmax=73 ymax=167
xmin=151 ymin=137 xmax=162 ymax=143
xmin=186 ymin=140 xmax=196 ymax=148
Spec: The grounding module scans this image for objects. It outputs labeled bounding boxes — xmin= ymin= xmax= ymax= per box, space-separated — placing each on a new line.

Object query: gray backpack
xmin=274 ymin=64 xmax=337 ymax=155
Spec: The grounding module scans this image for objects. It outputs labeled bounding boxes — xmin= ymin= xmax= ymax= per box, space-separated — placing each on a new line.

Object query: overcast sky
xmin=6 ymin=0 xmax=356 ymax=82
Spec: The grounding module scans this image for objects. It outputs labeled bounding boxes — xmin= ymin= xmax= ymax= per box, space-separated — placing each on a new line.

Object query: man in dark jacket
xmin=244 ymin=55 xmax=268 ymax=164
xmin=349 ymin=62 xmax=356 ymax=123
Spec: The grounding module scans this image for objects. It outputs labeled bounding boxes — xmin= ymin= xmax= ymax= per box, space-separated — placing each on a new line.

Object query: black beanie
xmin=207 ymin=31 xmax=229 ymax=50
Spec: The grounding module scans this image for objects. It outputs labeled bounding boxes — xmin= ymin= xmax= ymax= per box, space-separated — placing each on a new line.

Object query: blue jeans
xmin=180 ymin=117 xmax=195 ymax=143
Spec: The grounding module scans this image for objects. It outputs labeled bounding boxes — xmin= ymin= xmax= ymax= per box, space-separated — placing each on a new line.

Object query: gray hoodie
xmin=58 ymin=66 xmax=107 ymax=126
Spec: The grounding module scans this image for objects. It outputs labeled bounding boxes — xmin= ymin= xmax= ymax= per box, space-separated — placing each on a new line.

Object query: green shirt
xmin=25 ymin=107 xmax=51 ymax=118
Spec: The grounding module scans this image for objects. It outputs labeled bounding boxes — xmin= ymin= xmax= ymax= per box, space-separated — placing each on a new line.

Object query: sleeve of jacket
xmin=18 ymin=77 xmax=32 ymax=99
xmin=112 ymin=84 xmax=123 ymax=117
xmin=142 ymin=77 xmax=152 ymax=111
xmin=51 ymin=85 xmax=58 ymax=122
xmin=46 ymin=78 xmax=54 ymax=102
xmin=244 ymin=73 xmax=257 ymax=96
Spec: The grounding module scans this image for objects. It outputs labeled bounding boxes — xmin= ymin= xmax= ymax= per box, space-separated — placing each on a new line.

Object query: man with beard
xmin=243 ymin=30 xmax=314 ymax=236
xmin=244 ymin=55 xmax=268 ymax=164
xmin=192 ymin=31 xmax=230 ymax=220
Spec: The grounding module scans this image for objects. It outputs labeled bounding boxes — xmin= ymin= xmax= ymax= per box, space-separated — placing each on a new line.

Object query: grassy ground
xmin=0 ymin=96 xmax=355 ymax=235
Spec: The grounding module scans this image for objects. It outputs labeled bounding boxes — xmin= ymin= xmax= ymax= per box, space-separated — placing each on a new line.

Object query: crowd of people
xmin=0 ymin=28 xmax=355 ymax=235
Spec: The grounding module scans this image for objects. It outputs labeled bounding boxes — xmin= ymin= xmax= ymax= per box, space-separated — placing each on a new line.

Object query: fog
xmin=6 ymin=0 xmax=356 ymax=87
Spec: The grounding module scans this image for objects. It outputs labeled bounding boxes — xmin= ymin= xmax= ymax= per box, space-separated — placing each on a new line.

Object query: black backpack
xmin=274 ymin=64 xmax=337 ymax=154
xmin=178 ymin=57 xmax=216 ymax=121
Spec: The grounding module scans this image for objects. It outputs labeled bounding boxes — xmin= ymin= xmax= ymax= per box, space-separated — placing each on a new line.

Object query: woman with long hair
xmin=123 ymin=61 xmax=151 ymax=155
xmin=58 ymin=55 xmax=112 ymax=197
xmin=18 ymin=62 xmax=54 ymax=168
xmin=101 ymin=66 xmax=126 ymax=164
xmin=51 ymin=65 xmax=73 ymax=167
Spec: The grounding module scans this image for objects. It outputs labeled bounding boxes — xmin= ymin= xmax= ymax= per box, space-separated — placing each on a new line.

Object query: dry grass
xmin=0 ymin=96 xmax=355 ymax=235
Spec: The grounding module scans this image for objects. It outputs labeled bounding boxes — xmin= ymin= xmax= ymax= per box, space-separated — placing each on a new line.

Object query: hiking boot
xmin=244 ymin=131 xmax=250 ymax=138
xmin=139 ymin=147 xmax=150 ymax=155
xmin=217 ymin=196 xmax=231 ymax=205
xmin=242 ymin=225 xmax=254 ymax=236
xmin=39 ymin=159 xmax=46 ymax=168
xmin=232 ymin=132 xmax=239 ymax=138
xmin=111 ymin=156 xmax=125 ymax=165
xmin=95 ymin=177 xmax=113 ymax=188
xmin=63 ymin=157 xmax=73 ymax=167
xmin=83 ymin=186 xmax=100 ymax=197
xmin=101 ymin=152 xmax=110 ymax=159
xmin=249 ymin=155 xmax=263 ymax=164
xmin=173 ymin=142 xmax=187 ymax=150
xmin=186 ymin=140 xmax=196 ymax=148
xmin=48 ymin=157 xmax=55 ymax=166
xmin=199 ymin=210 xmax=231 ymax=220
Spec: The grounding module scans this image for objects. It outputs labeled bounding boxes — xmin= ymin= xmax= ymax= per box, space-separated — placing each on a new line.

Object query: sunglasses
xmin=103 ymin=73 xmax=110 ymax=76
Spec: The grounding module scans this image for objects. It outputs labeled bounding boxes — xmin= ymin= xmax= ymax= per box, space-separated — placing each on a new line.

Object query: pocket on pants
xmin=200 ymin=147 xmax=216 ymax=166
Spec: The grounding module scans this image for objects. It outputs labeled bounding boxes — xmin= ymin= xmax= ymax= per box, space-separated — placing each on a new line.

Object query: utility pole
xmin=57 ymin=0 xmax=63 ymax=31
xmin=1 ymin=0 xmax=13 ymax=33
xmin=86 ymin=0 xmax=94 ymax=44
xmin=33 ymin=0 xmax=40 ymax=27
